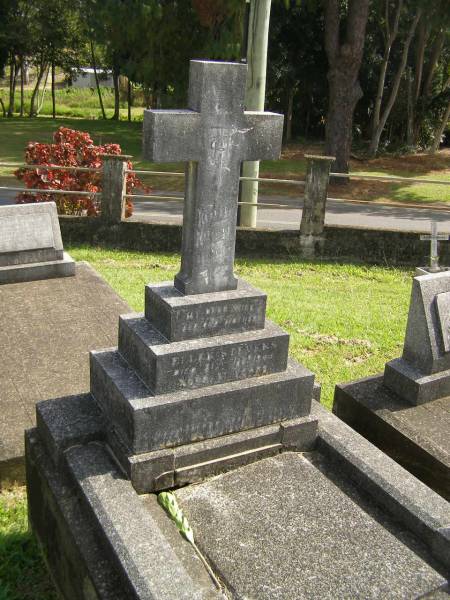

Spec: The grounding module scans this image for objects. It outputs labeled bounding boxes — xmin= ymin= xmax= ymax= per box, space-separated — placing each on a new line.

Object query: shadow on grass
xmin=0 ymin=529 xmax=56 ymax=600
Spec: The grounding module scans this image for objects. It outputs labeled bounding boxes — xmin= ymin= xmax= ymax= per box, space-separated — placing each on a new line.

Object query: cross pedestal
xmin=143 ymin=60 xmax=283 ymax=295
xmin=420 ymin=222 xmax=449 ymax=273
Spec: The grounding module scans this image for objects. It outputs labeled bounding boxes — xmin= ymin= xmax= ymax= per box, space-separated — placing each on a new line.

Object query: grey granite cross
xmin=420 ymin=222 xmax=449 ymax=272
xmin=143 ymin=60 xmax=283 ymax=295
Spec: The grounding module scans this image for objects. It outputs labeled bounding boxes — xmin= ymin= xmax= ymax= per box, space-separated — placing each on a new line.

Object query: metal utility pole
xmin=239 ymin=0 xmax=272 ymax=228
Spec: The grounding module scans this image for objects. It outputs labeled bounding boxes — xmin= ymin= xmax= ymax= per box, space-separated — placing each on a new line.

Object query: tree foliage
xmin=0 ymin=0 xmax=448 ymax=155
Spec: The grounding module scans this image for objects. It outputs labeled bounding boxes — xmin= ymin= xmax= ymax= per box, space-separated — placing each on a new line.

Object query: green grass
xmin=0 ymin=487 xmax=56 ymax=600
xmin=0 ymin=87 xmax=144 ymax=121
xmin=0 ymin=247 xmax=414 ymax=598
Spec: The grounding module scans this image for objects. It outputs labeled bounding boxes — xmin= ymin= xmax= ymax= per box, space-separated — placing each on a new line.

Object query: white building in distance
xmin=72 ymin=68 xmax=113 ymax=89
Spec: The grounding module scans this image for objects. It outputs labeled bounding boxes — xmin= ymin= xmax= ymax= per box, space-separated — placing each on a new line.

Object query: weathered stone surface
xmin=299 ymin=154 xmax=334 ymax=238
xmin=27 ymin=390 xmax=450 ymax=597
xmin=176 ymin=451 xmax=448 ymax=600
xmin=0 ymin=202 xmax=75 ymax=283
xmin=100 ymin=154 xmax=130 ymax=224
xmin=27 ymin=430 xmax=220 ymax=599
xmin=0 ymin=261 xmax=130 ymax=483
xmin=416 ymin=266 xmax=450 ymax=276
xmin=333 ymin=374 xmax=450 ymax=501
xmin=145 ymin=279 xmax=267 ymax=341
xmin=67 ymin=443 xmax=218 ymax=600
xmin=382 ymin=271 xmax=450 ymax=405
xmin=317 ymin=399 xmax=450 ymax=566
xmin=0 ymin=252 xmax=75 ymax=284
xmin=143 ymin=60 xmax=283 ymax=295
xmin=280 ymin=415 xmax=318 ymax=450
xmin=402 ymin=272 xmax=450 ymax=374
xmin=36 ymin=393 xmax=104 ymax=466
xmin=0 ymin=202 xmax=64 ymax=265
xmin=118 ymin=314 xmax=289 ymax=394
xmin=174 ymin=424 xmax=282 ymax=487
xmin=384 ymin=357 xmax=450 ymax=405
xmin=91 ymin=350 xmax=313 ymax=454
xmin=26 ymin=430 xmax=129 ymax=600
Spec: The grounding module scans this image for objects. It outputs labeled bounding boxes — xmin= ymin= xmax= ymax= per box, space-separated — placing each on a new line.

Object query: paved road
xmin=2 ymin=188 xmax=449 ymax=233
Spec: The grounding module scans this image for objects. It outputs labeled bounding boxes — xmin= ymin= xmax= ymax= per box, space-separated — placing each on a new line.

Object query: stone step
xmin=145 ymin=279 xmax=267 ymax=342
xmin=90 ymin=349 xmax=314 ymax=455
xmin=106 ymin=416 xmax=318 ymax=494
xmin=118 ymin=313 xmax=289 ymax=394
xmin=64 ymin=443 xmax=220 ymax=599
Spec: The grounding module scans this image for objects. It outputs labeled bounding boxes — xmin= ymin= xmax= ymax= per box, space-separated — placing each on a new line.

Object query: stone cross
xmin=143 ymin=60 xmax=283 ymax=295
xmin=420 ymin=222 xmax=449 ymax=272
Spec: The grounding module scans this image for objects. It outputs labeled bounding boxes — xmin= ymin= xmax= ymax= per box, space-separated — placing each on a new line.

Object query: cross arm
xmin=242 ymin=111 xmax=284 ymax=161
xmin=420 ymin=234 xmax=450 ymax=241
xmin=143 ymin=109 xmax=201 ymax=162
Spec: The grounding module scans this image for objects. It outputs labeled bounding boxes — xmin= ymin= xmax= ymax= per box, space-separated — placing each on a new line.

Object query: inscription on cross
xmin=420 ymin=221 xmax=449 ymax=272
xmin=143 ymin=60 xmax=283 ymax=295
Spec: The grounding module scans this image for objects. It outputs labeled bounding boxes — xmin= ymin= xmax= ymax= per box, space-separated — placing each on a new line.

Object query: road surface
xmin=1 ymin=188 xmax=449 ymax=233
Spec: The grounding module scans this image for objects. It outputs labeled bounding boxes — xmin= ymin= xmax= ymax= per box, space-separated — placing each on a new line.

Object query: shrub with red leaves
xmin=15 ymin=127 xmax=146 ymax=217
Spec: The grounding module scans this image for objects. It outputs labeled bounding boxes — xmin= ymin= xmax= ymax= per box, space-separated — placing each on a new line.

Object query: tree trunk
xmin=19 ymin=56 xmax=24 ymax=117
xmin=371 ymin=0 xmax=403 ymax=138
xmin=430 ymin=99 xmax=450 ymax=154
xmin=112 ymin=64 xmax=120 ymax=120
xmin=51 ymin=61 xmax=56 ymax=119
xmin=127 ymin=79 xmax=132 ymax=122
xmin=284 ymin=87 xmax=294 ymax=143
xmin=0 ymin=97 xmax=6 ymax=117
xmin=413 ymin=17 xmax=428 ymax=101
xmin=422 ymin=29 xmax=445 ymax=98
xmin=369 ymin=9 xmax=421 ymax=156
xmin=7 ymin=57 xmax=17 ymax=117
xmin=29 ymin=61 xmax=46 ymax=117
xmin=411 ymin=28 xmax=446 ymax=145
xmin=406 ymin=67 xmax=414 ymax=146
xmin=37 ymin=64 xmax=50 ymax=115
xmin=90 ymin=40 xmax=106 ymax=119
xmin=305 ymin=95 xmax=312 ymax=139
xmin=239 ymin=0 xmax=272 ymax=228
xmin=324 ymin=0 xmax=370 ymax=173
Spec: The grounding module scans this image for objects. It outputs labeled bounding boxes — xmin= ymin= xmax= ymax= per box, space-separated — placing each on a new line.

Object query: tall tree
xmin=369 ymin=1 xmax=422 ymax=155
xmin=323 ymin=0 xmax=370 ymax=173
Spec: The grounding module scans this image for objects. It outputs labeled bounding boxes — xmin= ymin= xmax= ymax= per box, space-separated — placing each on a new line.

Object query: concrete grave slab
xmin=0 ymin=262 xmax=130 ymax=483
xmin=26 ymin=397 xmax=450 ymax=599
xmin=176 ymin=452 xmax=447 ymax=599
xmin=0 ymin=202 xmax=75 ymax=283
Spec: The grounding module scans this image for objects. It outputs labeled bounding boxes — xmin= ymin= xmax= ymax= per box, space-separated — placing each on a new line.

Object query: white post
xmin=239 ymin=0 xmax=272 ymax=228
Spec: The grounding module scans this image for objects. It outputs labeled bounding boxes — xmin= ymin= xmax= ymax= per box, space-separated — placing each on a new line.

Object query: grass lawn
xmin=0 ymin=116 xmax=449 ymax=204
xmin=0 ymin=247 xmax=414 ymax=599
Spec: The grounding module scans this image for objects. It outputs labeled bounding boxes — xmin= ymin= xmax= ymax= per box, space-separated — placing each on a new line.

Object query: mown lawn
xmin=0 ymin=116 xmax=449 ymax=204
xmin=0 ymin=247 xmax=414 ymax=599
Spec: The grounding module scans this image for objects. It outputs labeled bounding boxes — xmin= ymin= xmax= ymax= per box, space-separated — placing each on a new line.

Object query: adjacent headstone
xmin=26 ymin=61 xmax=450 ymax=599
xmin=334 ymin=270 xmax=450 ymax=499
xmin=0 ymin=202 xmax=75 ymax=283
xmin=416 ymin=221 xmax=450 ymax=275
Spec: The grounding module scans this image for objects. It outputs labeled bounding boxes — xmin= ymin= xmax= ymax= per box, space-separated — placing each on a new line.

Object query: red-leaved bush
xmin=15 ymin=127 xmax=146 ymax=217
